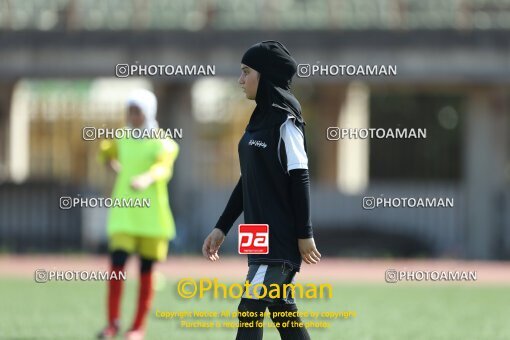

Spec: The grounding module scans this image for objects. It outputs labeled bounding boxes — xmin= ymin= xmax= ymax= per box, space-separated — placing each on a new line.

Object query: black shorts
xmin=241 ymin=263 xmax=298 ymax=305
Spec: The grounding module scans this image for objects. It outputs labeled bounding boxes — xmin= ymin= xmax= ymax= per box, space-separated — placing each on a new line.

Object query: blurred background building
xmin=0 ymin=0 xmax=509 ymax=260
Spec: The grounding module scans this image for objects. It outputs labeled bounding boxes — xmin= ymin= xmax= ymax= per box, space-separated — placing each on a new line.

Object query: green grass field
xmin=1 ymin=278 xmax=509 ymax=340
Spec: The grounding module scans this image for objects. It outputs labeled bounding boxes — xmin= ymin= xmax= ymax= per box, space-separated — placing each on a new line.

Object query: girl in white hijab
xmin=98 ymin=88 xmax=180 ymax=340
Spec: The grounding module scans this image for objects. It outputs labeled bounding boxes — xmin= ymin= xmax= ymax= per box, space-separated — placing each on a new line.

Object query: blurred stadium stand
xmin=0 ymin=0 xmax=509 ymax=260
xmin=1 ymin=0 xmax=510 ymax=30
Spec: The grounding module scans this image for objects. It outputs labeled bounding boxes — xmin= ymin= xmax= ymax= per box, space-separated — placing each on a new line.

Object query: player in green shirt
xmin=97 ymin=89 xmax=179 ymax=340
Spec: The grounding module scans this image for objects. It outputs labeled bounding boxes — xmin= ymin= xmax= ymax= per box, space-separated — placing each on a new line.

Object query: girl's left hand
xmin=130 ymin=173 xmax=154 ymax=191
xmin=298 ymin=238 xmax=322 ymax=264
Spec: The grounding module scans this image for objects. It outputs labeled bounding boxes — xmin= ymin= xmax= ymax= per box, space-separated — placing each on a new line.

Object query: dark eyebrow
xmin=241 ymin=66 xmax=249 ymax=71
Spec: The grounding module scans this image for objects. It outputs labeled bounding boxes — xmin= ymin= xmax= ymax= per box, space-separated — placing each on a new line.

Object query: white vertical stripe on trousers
xmin=242 ymin=264 xmax=268 ymax=299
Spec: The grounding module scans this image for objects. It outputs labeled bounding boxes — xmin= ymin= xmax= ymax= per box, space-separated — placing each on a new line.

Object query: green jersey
xmin=99 ymin=134 xmax=179 ymax=239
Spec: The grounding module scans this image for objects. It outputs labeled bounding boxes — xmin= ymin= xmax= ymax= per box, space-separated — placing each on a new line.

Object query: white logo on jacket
xmin=249 ymin=139 xmax=267 ymax=148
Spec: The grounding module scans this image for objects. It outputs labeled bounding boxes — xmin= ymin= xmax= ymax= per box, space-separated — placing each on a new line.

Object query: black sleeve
xmin=214 ymin=177 xmax=243 ymax=236
xmin=289 ymin=169 xmax=313 ymax=239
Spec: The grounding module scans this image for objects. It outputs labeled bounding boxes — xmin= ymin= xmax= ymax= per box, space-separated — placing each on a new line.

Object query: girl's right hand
xmin=108 ymin=159 xmax=122 ymax=173
xmin=202 ymin=228 xmax=226 ymax=261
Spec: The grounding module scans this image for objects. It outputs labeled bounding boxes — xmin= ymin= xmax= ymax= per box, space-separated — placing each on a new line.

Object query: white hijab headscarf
xmin=126 ymin=89 xmax=159 ymax=131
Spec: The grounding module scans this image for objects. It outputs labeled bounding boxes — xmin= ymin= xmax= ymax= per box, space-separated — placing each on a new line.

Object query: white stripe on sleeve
xmin=280 ymin=117 xmax=308 ymax=171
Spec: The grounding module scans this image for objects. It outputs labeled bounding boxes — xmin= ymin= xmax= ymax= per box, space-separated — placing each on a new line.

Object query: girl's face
xmin=127 ymin=105 xmax=145 ymax=128
xmin=238 ymin=64 xmax=259 ymax=100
